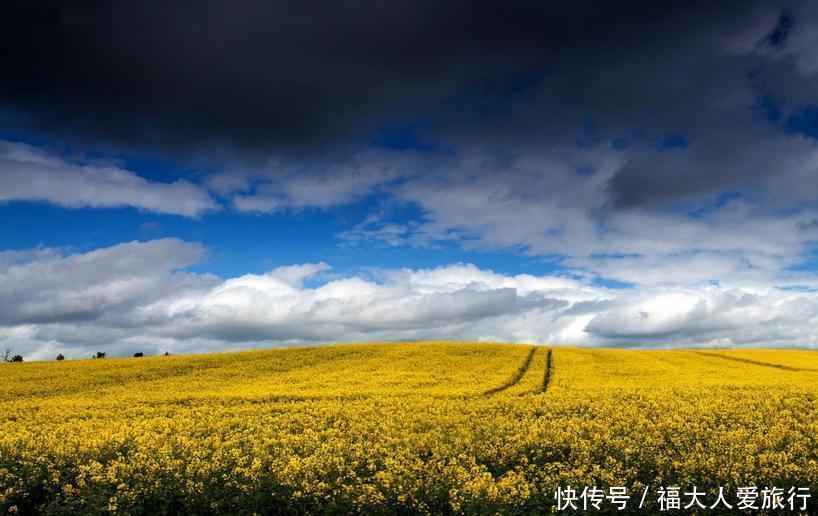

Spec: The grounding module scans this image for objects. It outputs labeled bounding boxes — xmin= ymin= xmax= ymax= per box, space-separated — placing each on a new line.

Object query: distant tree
xmin=56 ymin=353 xmax=65 ymax=361
xmin=3 ymin=348 xmax=10 ymax=362
xmin=94 ymin=352 xmax=107 ymax=359
xmin=164 ymin=351 xmax=171 ymax=356
xmin=10 ymin=355 xmax=23 ymax=362
xmin=133 ymin=352 xmax=144 ymax=358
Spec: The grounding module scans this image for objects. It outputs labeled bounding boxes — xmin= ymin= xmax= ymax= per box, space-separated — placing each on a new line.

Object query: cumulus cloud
xmin=0 ymin=140 xmax=217 ymax=216
xmin=0 ymin=239 xmax=214 ymax=326
xmin=4 ymin=239 xmax=818 ymax=360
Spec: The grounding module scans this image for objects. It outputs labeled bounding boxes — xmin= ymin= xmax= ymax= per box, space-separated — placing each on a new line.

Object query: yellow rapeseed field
xmin=2 ymin=342 xmax=818 ymax=513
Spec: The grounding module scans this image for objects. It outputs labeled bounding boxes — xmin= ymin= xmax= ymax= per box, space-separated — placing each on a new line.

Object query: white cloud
xmin=0 ymin=239 xmax=214 ymax=327
xmin=4 ymin=239 xmax=818 ymax=360
xmin=227 ymin=149 xmax=408 ymax=213
xmin=0 ymin=140 xmax=218 ymax=216
xmin=327 ymin=141 xmax=818 ymax=287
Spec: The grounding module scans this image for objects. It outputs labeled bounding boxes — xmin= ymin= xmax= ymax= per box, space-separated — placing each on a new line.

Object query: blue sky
xmin=0 ymin=132 xmax=568 ymax=281
xmin=0 ymin=193 xmax=563 ymax=280
xmin=6 ymin=1 xmax=818 ymax=358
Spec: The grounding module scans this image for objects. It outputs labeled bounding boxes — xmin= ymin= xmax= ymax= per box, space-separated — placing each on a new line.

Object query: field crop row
xmin=2 ymin=343 xmax=818 ymax=514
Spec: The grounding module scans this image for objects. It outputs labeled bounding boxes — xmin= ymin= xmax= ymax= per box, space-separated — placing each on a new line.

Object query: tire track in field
xmin=694 ymin=351 xmax=818 ymax=372
xmin=541 ymin=347 xmax=553 ymax=392
xmin=483 ymin=346 xmax=537 ymax=396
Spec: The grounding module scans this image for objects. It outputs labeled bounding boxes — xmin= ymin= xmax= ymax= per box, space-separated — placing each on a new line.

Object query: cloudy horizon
xmin=4 ymin=1 xmax=818 ymax=358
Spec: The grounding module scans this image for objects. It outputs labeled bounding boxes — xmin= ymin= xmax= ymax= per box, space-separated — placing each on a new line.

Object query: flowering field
xmin=2 ymin=343 xmax=818 ymax=513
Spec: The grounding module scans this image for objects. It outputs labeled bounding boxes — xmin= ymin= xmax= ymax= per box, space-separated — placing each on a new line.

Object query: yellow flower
xmin=2 ymin=343 xmax=818 ymax=513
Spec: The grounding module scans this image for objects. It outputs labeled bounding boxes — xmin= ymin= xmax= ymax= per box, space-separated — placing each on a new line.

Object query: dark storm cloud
xmin=0 ymin=0 xmax=784 ymax=156
xmin=4 ymin=0 xmax=818 ymax=239
xmin=0 ymin=0 xmax=563 ymax=152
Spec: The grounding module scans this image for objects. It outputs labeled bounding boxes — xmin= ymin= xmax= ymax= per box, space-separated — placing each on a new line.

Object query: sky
xmin=4 ymin=1 xmax=818 ymax=358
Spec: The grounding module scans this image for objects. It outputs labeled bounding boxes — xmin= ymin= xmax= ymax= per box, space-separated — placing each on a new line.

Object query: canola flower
xmin=1 ymin=342 xmax=818 ymax=514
